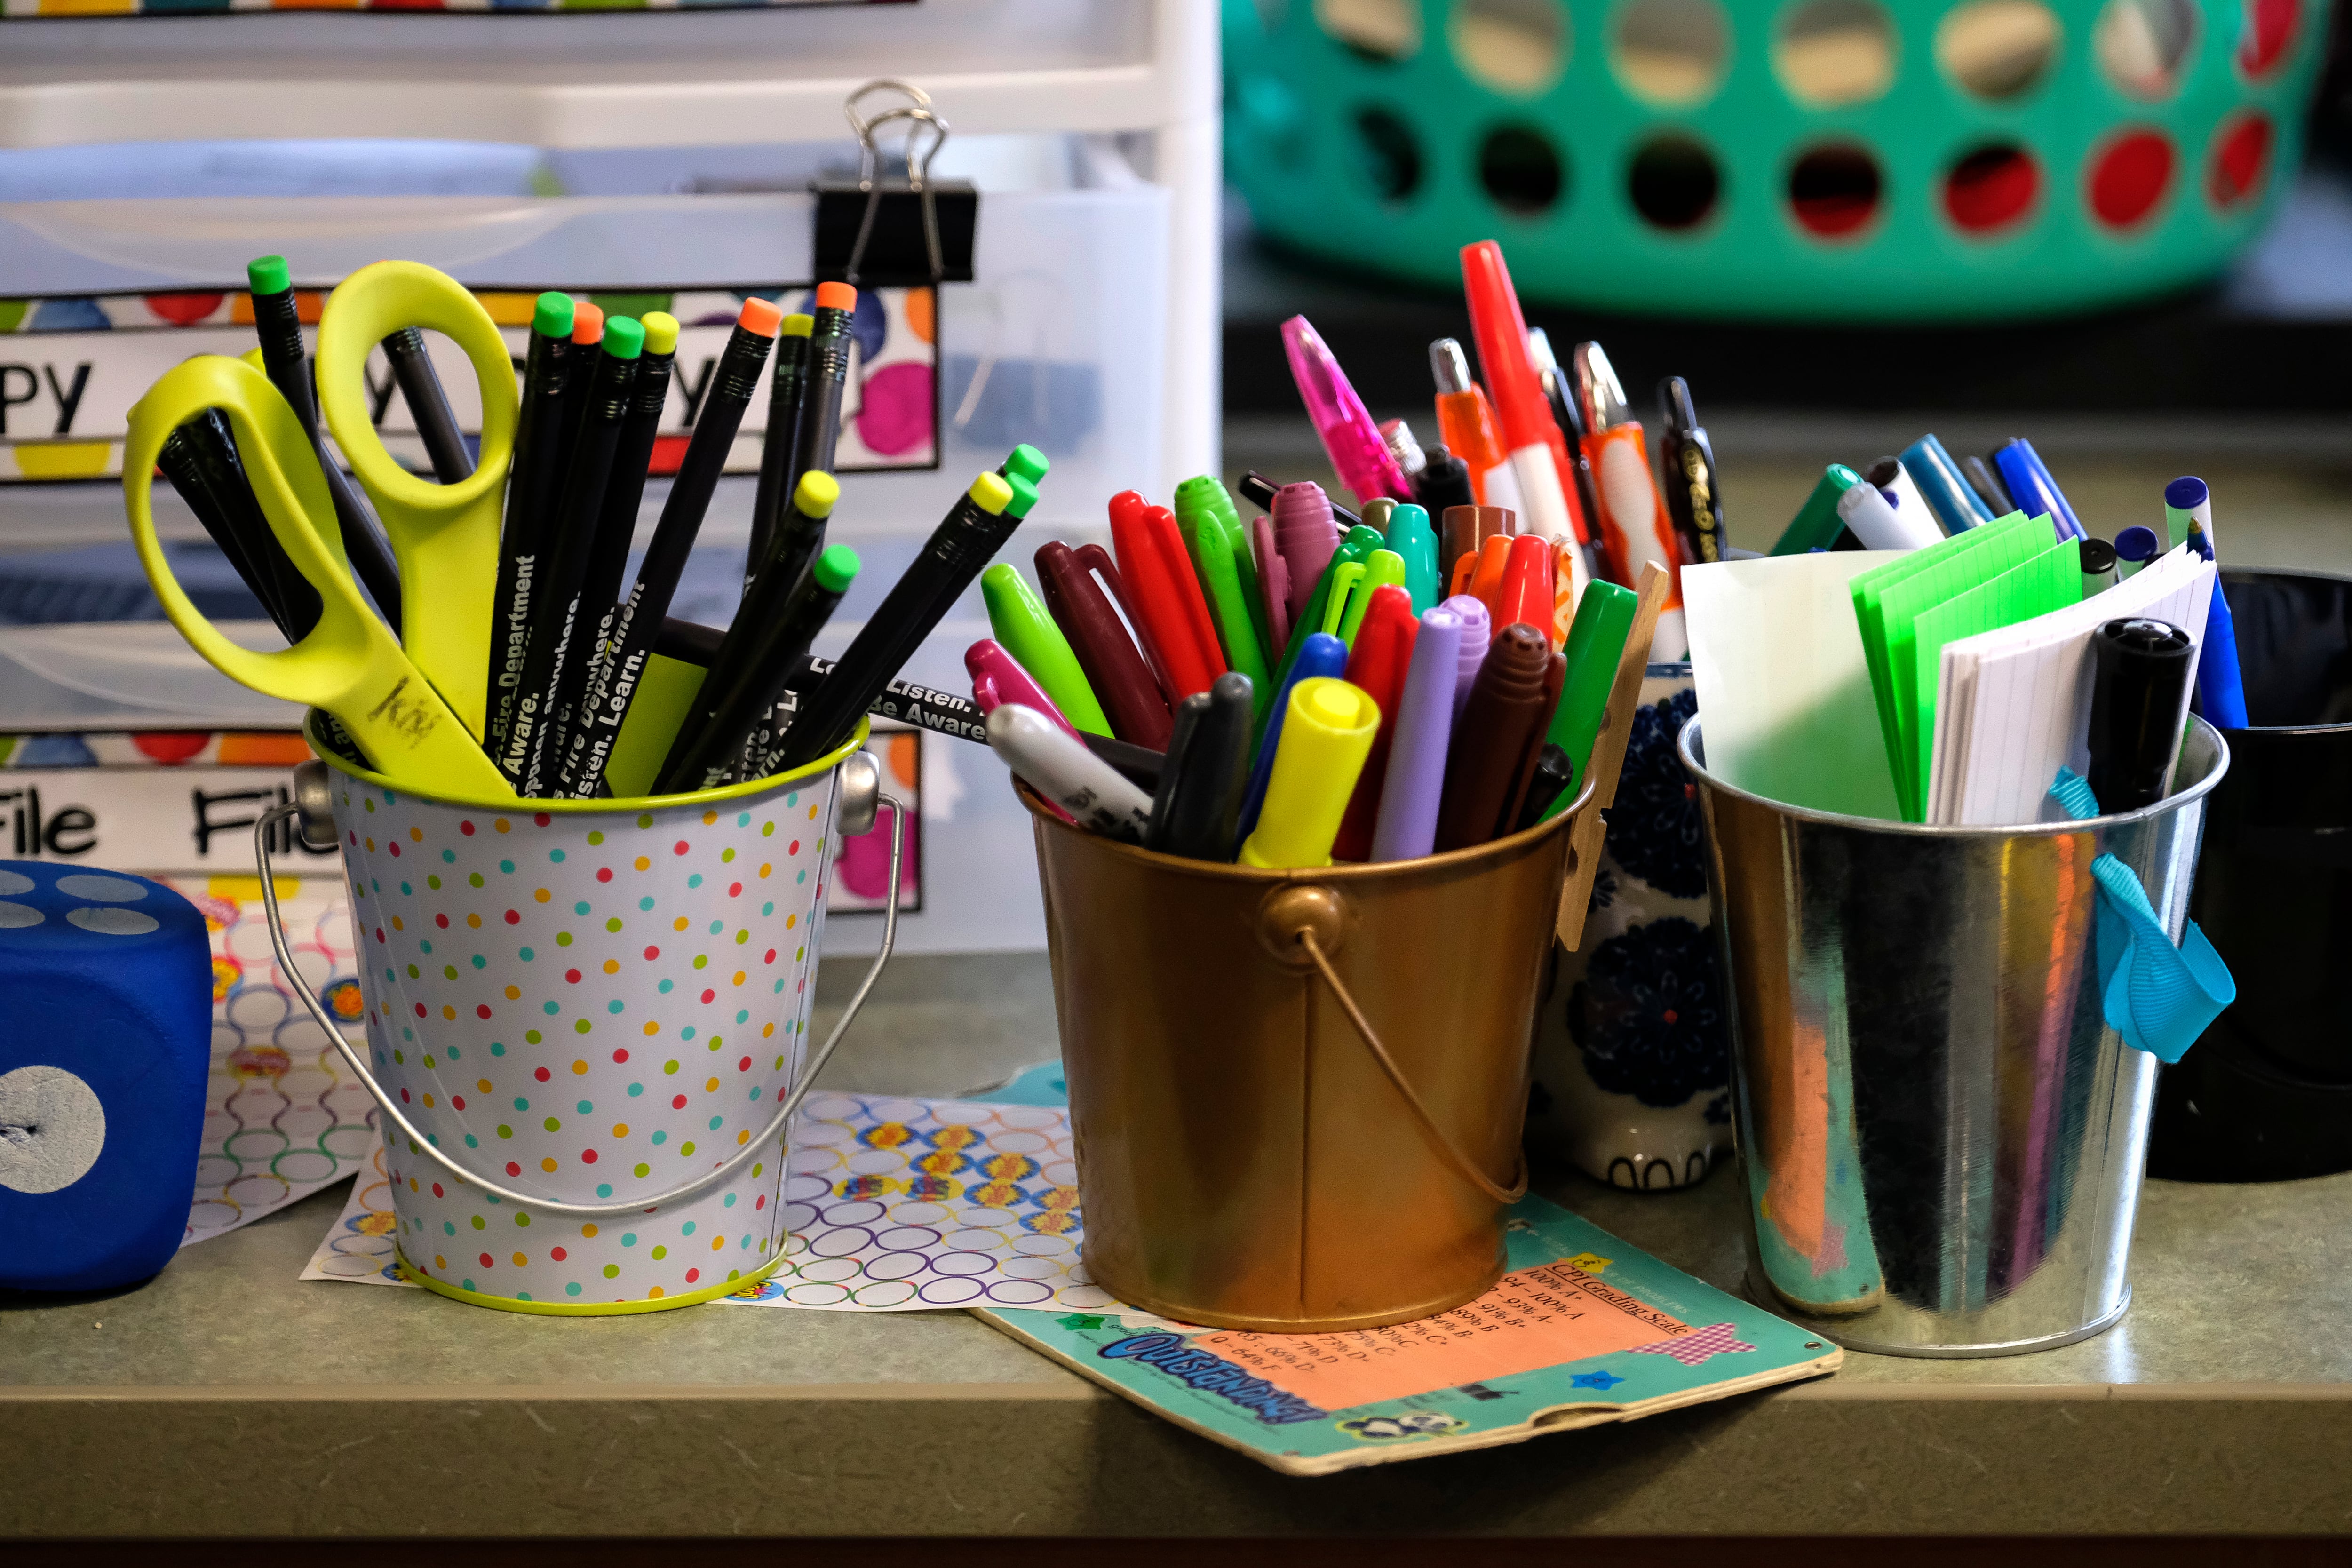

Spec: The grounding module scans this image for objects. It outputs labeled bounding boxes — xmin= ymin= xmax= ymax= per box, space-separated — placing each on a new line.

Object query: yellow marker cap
xmin=968 ymin=472 xmax=1015 ymax=515
xmin=640 ymin=311 xmax=680 ymax=357
xmin=1238 ymin=677 xmax=1380 ymax=870
xmin=781 ymin=312 xmax=814 ymax=339
xmin=794 ymin=470 xmax=840 ymax=519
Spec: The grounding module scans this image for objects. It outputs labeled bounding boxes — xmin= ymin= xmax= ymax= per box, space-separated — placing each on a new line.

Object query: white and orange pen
xmin=1571 ymin=341 xmax=1686 ymax=661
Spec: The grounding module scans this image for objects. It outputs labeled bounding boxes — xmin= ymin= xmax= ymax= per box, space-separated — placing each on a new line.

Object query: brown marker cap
xmin=1433 ymin=623 xmax=1556 ymax=852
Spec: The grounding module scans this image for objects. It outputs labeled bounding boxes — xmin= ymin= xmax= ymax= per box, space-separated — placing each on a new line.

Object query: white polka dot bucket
xmin=255 ymin=717 xmax=901 ymax=1315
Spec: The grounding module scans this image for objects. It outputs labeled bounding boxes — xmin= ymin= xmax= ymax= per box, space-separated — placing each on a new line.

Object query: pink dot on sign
xmin=436 ymin=914 xmax=448 ymax=929
xmin=855 ymin=361 xmax=934 ymax=457
xmin=583 ymin=1149 xmax=599 ymax=1164
xmin=673 ymin=841 xmax=690 ymax=856
xmin=505 ymin=910 xmax=520 ymax=925
xmin=613 ymin=1048 xmax=630 ymax=1064
xmin=597 ymin=868 xmax=613 ymax=883
xmin=461 ymin=821 xmax=476 ymax=836
xmin=535 ymin=1067 xmax=552 ymax=1082
xmin=534 ymin=812 xmax=551 ymax=827
xmin=506 ymin=1162 xmax=521 ymax=1176
xmin=477 ymin=1005 xmax=493 ymax=1019
xmin=551 ymin=1246 xmax=567 ymax=1262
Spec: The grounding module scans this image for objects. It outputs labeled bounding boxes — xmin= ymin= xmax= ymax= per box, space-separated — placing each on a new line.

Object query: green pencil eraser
xmin=1002 ymin=473 xmax=1040 ymax=518
xmin=533 ymin=291 xmax=575 ymax=339
xmin=602 ymin=316 xmax=645 ymax=360
xmin=1002 ymin=444 xmax=1049 ymax=485
xmin=246 ymin=255 xmax=291 ymax=296
xmin=813 ymin=544 xmax=860 ymax=594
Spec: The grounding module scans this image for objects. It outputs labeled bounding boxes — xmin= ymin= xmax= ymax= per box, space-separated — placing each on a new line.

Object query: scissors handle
xmin=317 ymin=261 xmax=518 ymax=742
xmin=125 ymin=354 xmax=515 ymax=801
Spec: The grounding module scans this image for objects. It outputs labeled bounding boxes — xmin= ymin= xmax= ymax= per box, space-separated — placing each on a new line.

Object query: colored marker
xmin=1838 ymin=474 xmax=1940 ymax=551
xmin=1494 ymin=533 xmax=1558 ymax=645
xmin=1272 ymin=481 xmax=1343 ymax=625
xmin=982 ymin=563 xmax=1111 ymax=736
xmin=1994 ymin=438 xmax=2087 ymax=543
xmin=1544 ymin=579 xmax=1636 ymax=806
xmin=1175 ymin=475 xmax=1274 ymax=664
xmin=1238 ymin=677 xmax=1381 ymax=870
xmin=2169 ymin=475 xmax=2249 ymax=728
xmin=1772 ymin=463 xmax=1863 ymax=556
xmin=1963 ymin=454 xmax=2016 ymax=517
xmin=1903 ymin=434 xmax=1995 ymax=534
xmin=1435 ymin=623 xmax=1558 ymax=851
xmin=1460 ymin=242 xmax=1591 ymax=590
xmin=1413 ymin=444 xmax=1477 ymax=523
xmin=987 ymin=703 xmax=1153 ymax=843
xmin=1442 ymin=592 xmax=1492 ymax=723
xmin=1111 ymin=492 xmax=1221 ymax=701
xmin=1369 ymin=604 xmax=1464 ymax=862
xmin=1385 ymin=502 xmax=1442 ymax=613
xmin=2115 ymin=525 xmax=2161 ymax=579
xmin=1152 ymin=671 xmax=1256 ymax=862
xmin=1236 ymin=631 xmax=1349 ymax=844
xmin=1035 ymin=540 xmax=1173 ymax=748
xmin=1331 ymin=584 xmax=1418 ymax=861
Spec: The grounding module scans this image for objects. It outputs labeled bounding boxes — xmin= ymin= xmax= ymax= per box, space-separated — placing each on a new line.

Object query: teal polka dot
xmin=463 ymin=1134 xmax=479 ymax=1147
xmin=607 ymin=1000 xmax=624 ymax=1015
xmin=519 ymin=947 xmax=534 ymax=961
xmin=796 ymin=870 xmax=806 ymax=884
xmin=638 ymin=896 xmax=654 ymax=911
xmin=681 ymin=1027 xmax=696 ymax=1041
xmin=627 ymin=1083 xmax=643 ymax=1097
xmin=735 ymin=1010 xmax=749 ymax=1024
xmin=399 ymin=881 xmax=413 ymax=896
xmin=681 ymin=1220 xmax=697 ymax=1236
xmin=737 ymin=812 xmax=751 ymax=826
xmin=441 ymin=849 xmax=456 ymax=863
xmin=574 ymin=900 xmax=591 ymax=915
xmin=761 ymin=902 xmax=774 ymax=916
xmin=443 ymin=1220 xmax=455 ymax=1235
xmin=462 ymin=1280 xmax=475 ymax=1291
xmin=687 ymin=874 xmax=703 ymax=889
xmin=723 ymin=1193 xmax=738 ymax=1207
xmin=707 ymin=1115 xmax=723 ymax=1130
xmin=499 ymin=859 xmax=516 ymax=873
xmin=621 ymin=1232 xmax=637 ymax=1248
xmin=516 ymin=1292 xmax=531 ymax=1302
xmin=491 ymin=1042 xmax=506 ymax=1056
xmin=652 ymin=1130 xmax=667 ymax=1146
xmin=576 ymin=1099 xmax=593 ymax=1114
xmin=514 ymin=1098 xmax=529 ymax=1111
xmin=565 ymin=1282 xmax=582 ymax=1297
xmin=708 ymin=920 xmax=723 ymax=935
xmin=549 ymin=849 xmax=566 ymax=863
xmin=658 ymin=979 xmax=674 ymax=994
xmin=447 ymin=1047 xmax=461 ymax=1059
xmin=471 ymin=955 xmax=487 ymax=969
xmin=596 ymin=1183 xmax=612 ymax=1198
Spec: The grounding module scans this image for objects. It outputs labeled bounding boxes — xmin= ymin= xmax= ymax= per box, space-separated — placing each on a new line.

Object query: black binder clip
xmin=813 ymin=80 xmax=977 ymax=289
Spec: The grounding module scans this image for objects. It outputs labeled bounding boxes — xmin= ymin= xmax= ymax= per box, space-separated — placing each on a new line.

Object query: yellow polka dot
xmin=435 ymin=1254 xmax=447 ymax=1270
xmin=466 ymin=913 xmax=482 ymax=929
xmin=762 ymin=1023 xmax=775 ymax=1038
xmin=737 ymin=1130 xmax=750 ymax=1146
xmin=648 ymin=1286 xmax=665 ymax=1298
xmin=712 ymin=1236 xmax=725 ymax=1250
xmin=809 ymin=804 xmax=819 ymax=819
xmin=391 ymin=915 xmax=405 ymax=931
xmin=364 ymin=838 xmax=375 ymax=852
xmin=701 ymin=810 xmax=717 ymax=825
xmin=495 ymin=818 xmax=511 ymax=832
xmin=409 ymin=827 xmax=424 ymax=843
xmin=442 ymin=1004 xmax=457 ymax=1020
xmin=643 ymin=1021 xmax=659 ymax=1036
xmin=534 ymin=888 xmax=552 ymax=902
xmin=612 ymin=1123 xmax=629 ymax=1138
xmin=408 ymin=1177 xmax=419 ymax=1191
xmin=705 ymin=1077 xmax=720 ymax=1092
xmin=540 ymin=1157 xmax=558 ymax=1172
xmin=673 ymin=917 xmax=689 ymax=931
xmin=504 ymin=985 xmax=521 ymax=1001
xmin=512 ymin=1251 xmax=527 ymax=1267
xmin=477 ymin=1079 xmax=492 ymax=1093
xmin=635 ymin=856 xmax=650 ymax=871
xmin=582 ymin=1223 xmax=599 ymax=1238
xmin=758 ymin=863 xmax=771 ymax=878
xmin=731 ymin=970 xmax=746 ymax=986
xmin=422 ymin=1093 xmax=436 ymax=1108
xmin=785 ymin=914 xmax=797 ymax=928
xmin=603 ymin=959 xmax=620 ymax=975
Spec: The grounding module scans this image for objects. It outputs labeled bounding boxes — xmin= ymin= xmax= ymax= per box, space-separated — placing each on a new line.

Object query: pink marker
xmin=1253 ymin=515 xmax=1292 ymax=651
xmin=1281 ymin=314 xmax=1413 ymax=507
xmin=1272 ymin=481 xmax=1341 ymax=625
xmin=1441 ymin=593 xmax=1492 ymax=722
xmin=967 ymin=640 xmax=1077 ymax=821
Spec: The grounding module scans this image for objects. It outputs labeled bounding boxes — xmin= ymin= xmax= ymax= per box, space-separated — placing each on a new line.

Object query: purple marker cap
xmin=1441 ymin=593 xmax=1492 ymax=722
xmin=1272 ymin=482 xmax=1341 ymax=621
xmin=1253 ymin=514 xmax=1292 ymax=650
xmin=1369 ymin=606 xmax=1465 ymax=863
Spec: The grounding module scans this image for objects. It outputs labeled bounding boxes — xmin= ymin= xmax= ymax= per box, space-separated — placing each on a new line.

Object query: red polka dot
xmin=534 ymin=812 xmax=552 ymax=826
xmin=613 ymin=1048 xmax=630 ymax=1063
xmin=565 ymin=969 xmax=582 ymax=984
xmin=755 ymin=1194 xmax=766 ymax=1210
xmin=686 ymin=1268 xmax=700 ymax=1283
xmin=2089 ymin=128 xmax=2174 ymax=229
xmin=389 ymin=842 xmax=401 ymax=857
xmin=431 ymin=1183 xmax=443 ymax=1197
xmin=535 ymin=1067 xmax=552 ymax=1082
xmin=550 ymin=1247 xmax=567 ymax=1262
xmin=728 ymin=882 xmax=743 ymax=897
xmin=701 ymin=989 xmax=715 ymax=1003
xmin=413 ymin=1003 xmax=427 ymax=1018
xmin=504 ymin=910 xmax=521 ymax=925
xmin=477 ymin=1004 xmax=493 ymax=1019
xmin=738 ymin=1056 xmax=752 ymax=1072
xmin=789 ymin=841 xmax=801 ymax=855
xmin=764 ymin=949 xmax=777 ymax=964
xmin=375 ymin=928 xmax=386 ymax=942
xmin=596 ymin=868 xmax=613 ymax=883
xmin=435 ymin=914 xmax=449 ymax=928
xmin=460 ymin=821 xmax=476 ymax=836
xmin=506 ymin=1161 xmax=522 ymax=1176
xmin=672 ymin=1094 xmax=688 ymax=1109
xmin=350 ymin=831 xmax=358 ymax=845
xmin=673 ymin=840 xmax=690 ymax=855
xmin=2209 ymin=111 xmax=2274 ymax=209
xmin=451 ymin=1097 xmax=466 ymax=1111
xmin=643 ymin=946 xmax=660 ymax=960
xmin=582 ymin=1148 xmax=599 ymax=1163
xmin=399 ymin=1087 xmax=411 ymax=1102
xmin=479 ymin=1253 xmax=493 ymax=1268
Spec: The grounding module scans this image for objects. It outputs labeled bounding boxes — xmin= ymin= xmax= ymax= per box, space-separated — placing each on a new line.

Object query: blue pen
xmin=1993 ymin=438 xmax=2086 ymax=542
xmin=2166 ymin=477 xmax=2249 ymax=728
xmin=1233 ymin=632 xmax=1349 ymax=847
xmin=1902 ymin=435 xmax=1995 ymax=534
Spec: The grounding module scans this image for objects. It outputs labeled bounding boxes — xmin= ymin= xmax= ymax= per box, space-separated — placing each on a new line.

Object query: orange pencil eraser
xmin=737 ymin=297 xmax=782 ymax=336
xmin=814 ymin=281 xmax=857 ymax=313
xmin=571 ymin=301 xmax=605 ymax=345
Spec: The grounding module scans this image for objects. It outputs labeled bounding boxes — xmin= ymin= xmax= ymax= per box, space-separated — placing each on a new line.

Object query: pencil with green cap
xmin=487 ymin=289 xmax=577 ymax=760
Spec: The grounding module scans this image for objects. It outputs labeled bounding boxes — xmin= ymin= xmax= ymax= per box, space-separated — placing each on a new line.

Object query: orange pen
xmin=1572 ymin=342 xmax=1686 ymax=660
xmin=1430 ymin=338 xmax=1521 ymax=515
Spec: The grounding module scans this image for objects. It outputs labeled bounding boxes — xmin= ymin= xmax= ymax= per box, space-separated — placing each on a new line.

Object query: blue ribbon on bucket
xmin=2048 ymin=767 xmax=2235 ymax=1063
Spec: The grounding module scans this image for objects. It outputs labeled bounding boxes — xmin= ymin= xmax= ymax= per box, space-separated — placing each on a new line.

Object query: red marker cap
xmin=1494 ymin=533 xmax=1558 ymax=648
xmin=1459 ymin=241 xmax=1549 ymax=456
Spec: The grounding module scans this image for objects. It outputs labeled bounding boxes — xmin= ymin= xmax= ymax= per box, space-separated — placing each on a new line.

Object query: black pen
xmin=747 ymin=310 xmax=813 ymax=586
xmin=2086 ymin=618 xmax=2194 ymax=812
xmin=769 ymin=471 xmax=1031 ymax=773
xmin=382 ymin=326 xmax=472 ymax=485
xmin=1655 ymin=376 xmax=1726 ymax=565
xmin=1514 ymin=742 xmax=1575 ymax=831
xmin=245 ymin=254 xmax=402 ymax=628
xmin=564 ymin=298 xmax=781 ymax=798
xmin=1963 ymin=454 xmax=2015 ymax=517
xmin=486 ymin=292 xmax=577 ymax=760
xmin=1411 ymin=444 xmax=1476 ymax=519
xmin=502 ymin=314 xmax=643 ymax=796
xmin=1156 ymin=671 xmax=1254 ymax=860
xmin=1144 ymin=692 xmax=1208 ymax=851
xmin=1528 ymin=328 xmax=1606 ymax=562
xmin=658 ymin=541 xmax=860 ymax=795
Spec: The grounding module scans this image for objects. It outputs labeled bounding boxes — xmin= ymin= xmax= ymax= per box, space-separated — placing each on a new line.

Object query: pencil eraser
xmin=813 ymin=543 xmax=860 ymax=594
xmin=795 ymin=470 xmax=841 ymax=519
xmin=533 ymin=291 xmax=576 ymax=340
xmin=1002 ymin=444 xmax=1050 ymax=486
xmin=246 ymin=254 xmax=291 ymax=297
xmin=1002 ymin=473 xmax=1040 ymax=518
xmin=815 ymin=281 xmax=857 ymax=313
xmin=602 ymin=315 xmax=645 ymax=360
xmin=781 ymin=312 xmax=815 ymax=339
xmin=737 ymin=297 xmax=783 ymax=337
xmin=969 ymin=472 xmax=1016 ymax=515
xmin=639 ymin=310 xmax=680 ymax=357
xmin=571 ymin=302 xmax=605 ymax=345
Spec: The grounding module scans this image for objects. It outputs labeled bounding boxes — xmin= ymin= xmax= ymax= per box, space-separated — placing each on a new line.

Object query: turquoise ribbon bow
xmin=2048 ymin=768 xmax=2235 ymax=1063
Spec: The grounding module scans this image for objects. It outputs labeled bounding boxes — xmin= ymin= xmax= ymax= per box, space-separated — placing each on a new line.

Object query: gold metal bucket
xmin=1024 ymin=567 xmax=1670 ymax=1332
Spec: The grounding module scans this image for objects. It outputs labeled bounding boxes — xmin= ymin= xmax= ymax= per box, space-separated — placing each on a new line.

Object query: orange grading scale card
xmin=1198 ymin=1259 xmax=1692 ymax=1411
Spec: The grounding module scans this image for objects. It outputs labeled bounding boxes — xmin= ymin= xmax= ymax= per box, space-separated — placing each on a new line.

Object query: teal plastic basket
xmin=1224 ymin=0 xmax=2334 ymax=320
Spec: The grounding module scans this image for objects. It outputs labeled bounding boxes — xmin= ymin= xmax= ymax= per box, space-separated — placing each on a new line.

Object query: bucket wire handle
xmin=251 ymin=782 xmax=905 ymax=1219
xmin=1295 ymin=928 xmax=1529 ymax=1205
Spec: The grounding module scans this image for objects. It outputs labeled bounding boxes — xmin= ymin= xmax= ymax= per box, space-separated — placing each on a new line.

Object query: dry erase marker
xmin=1963 ymin=454 xmax=2015 ymax=517
xmin=1994 ymin=438 xmax=2086 ymax=543
xmin=2115 ymin=525 xmax=2161 ymax=579
xmin=246 ymin=254 xmax=402 ymax=628
xmin=2169 ymin=475 xmax=2249 ymax=729
xmin=564 ymin=298 xmax=780 ymax=798
xmin=747 ymin=310 xmax=814 ymax=581
xmin=2081 ymin=537 xmax=2120 ymax=597
xmin=1903 ymin=434 xmax=1995 ymax=534
xmin=1864 ymin=455 xmax=1932 ymax=528
xmin=988 ymin=703 xmax=1153 ymax=843
xmin=487 ymin=290 xmax=576 ymax=759
xmin=2086 ymin=617 xmax=2195 ymax=812
xmin=1772 ymin=463 xmax=1862 ymax=555
xmin=1515 ymin=743 xmax=1575 ymax=831
xmin=1837 ymin=472 xmax=1940 ymax=551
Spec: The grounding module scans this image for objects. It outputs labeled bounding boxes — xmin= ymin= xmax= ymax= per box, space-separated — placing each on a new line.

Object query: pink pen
xmin=967 ymin=640 xmax=1077 ymax=821
xmin=1282 ymin=314 xmax=1414 ymax=507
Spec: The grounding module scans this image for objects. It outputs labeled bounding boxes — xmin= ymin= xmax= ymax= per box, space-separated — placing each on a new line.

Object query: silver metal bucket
xmin=1681 ymin=716 xmax=2229 ymax=1357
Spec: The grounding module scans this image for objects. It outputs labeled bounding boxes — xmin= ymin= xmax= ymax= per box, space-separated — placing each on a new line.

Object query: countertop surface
xmin=7 ymin=954 xmax=2350 ymax=1539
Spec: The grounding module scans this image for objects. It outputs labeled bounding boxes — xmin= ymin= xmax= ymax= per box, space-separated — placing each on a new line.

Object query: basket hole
xmin=1353 ymin=106 xmax=1424 ymax=201
xmin=2208 ymin=110 xmax=2275 ymax=208
xmin=1452 ymin=0 xmax=1570 ymax=95
xmin=1938 ymin=0 xmax=2060 ymax=101
xmin=1316 ymin=0 xmax=1423 ymax=62
xmin=1944 ymin=142 xmax=2040 ymax=234
xmin=2237 ymin=0 xmax=2299 ymax=78
xmin=1479 ymin=124 xmax=1568 ymax=215
xmin=1788 ymin=143 xmax=1883 ymax=239
xmin=2095 ymin=0 xmax=2198 ymax=100
xmin=1610 ymin=0 xmax=1731 ymax=107
xmin=1774 ymin=0 xmax=1897 ymax=108
xmin=1628 ymin=133 xmax=1722 ymax=232
xmin=2088 ymin=127 xmax=2177 ymax=229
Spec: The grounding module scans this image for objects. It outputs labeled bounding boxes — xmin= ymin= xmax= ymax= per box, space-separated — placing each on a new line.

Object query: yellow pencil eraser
xmin=969 ymin=472 xmax=1015 ymax=515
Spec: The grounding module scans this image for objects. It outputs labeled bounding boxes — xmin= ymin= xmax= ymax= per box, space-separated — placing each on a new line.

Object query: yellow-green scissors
xmin=125 ymin=352 xmax=516 ymax=801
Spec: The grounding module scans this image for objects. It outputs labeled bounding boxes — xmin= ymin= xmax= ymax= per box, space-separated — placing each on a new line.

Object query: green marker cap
xmin=533 ymin=291 xmax=575 ymax=340
xmin=246 ymin=255 xmax=291 ymax=297
xmin=1003 ymin=473 xmax=1041 ymax=518
xmin=813 ymin=543 xmax=860 ymax=594
xmin=602 ymin=316 xmax=645 ymax=360
xmin=1001 ymin=444 xmax=1050 ymax=486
